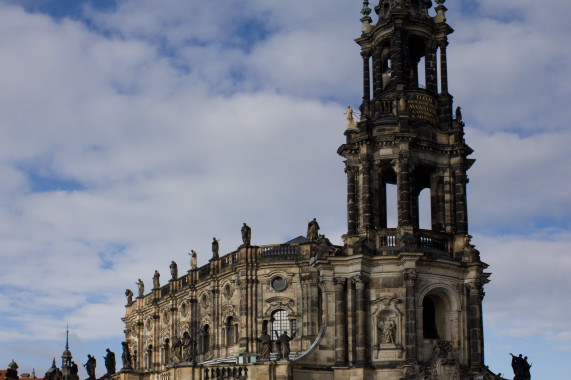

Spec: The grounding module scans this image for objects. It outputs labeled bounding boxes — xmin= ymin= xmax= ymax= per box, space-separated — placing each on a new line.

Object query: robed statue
xmin=136 ymin=279 xmax=144 ymax=298
xmin=104 ymin=348 xmax=116 ymax=375
xmin=307 ymin=218 xmax=320 ymax=241
xmin=256 ymin=332 xmax=271 ymax=359
xmin=241 ymin=223 xmax=251 ymax=246
xmin=212 ymin=238 xmax=219 ymax=259
xmin=84 ymin=355 xmax=96 ymax=380
xmin=121 ymin=341 xmax=132 ymax=370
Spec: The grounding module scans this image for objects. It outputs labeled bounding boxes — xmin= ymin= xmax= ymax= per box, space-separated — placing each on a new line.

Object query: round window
xmin=271 ymin=276 xmax=287 ymax=292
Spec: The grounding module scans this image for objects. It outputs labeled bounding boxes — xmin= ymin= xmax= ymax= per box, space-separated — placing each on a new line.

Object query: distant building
xmin=118 ymin=2 xmax=500 ymax=380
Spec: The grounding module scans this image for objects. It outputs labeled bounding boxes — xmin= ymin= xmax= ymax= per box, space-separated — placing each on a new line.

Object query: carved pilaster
xmin=352 ymin=275 xmax=369 ymax=365
xmin=334 ymin=277 xmax=348 ymax=365
xmin=346 ymin=166 xmax=358 ymax=234
xmin=467 ymin=279 xmax=485 ymax=368
xmin=403 ymin=269 xmax=417 ymax=362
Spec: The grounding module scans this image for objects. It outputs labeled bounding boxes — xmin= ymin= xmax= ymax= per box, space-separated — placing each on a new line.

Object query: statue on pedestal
xmin=121 ymin=342 xmax=132 ymax=370
xmin=241 ymin=223 xmax=251 ymax=246
xmin=104 ymin=349 xmax=116 ymax=375
xmin=170 ymin=261 xmax=178 ymax=281
xmin=307 ymin=218 xmax=320 ymax=241
xmin=153 ymin=270 xmax=160 ymax=289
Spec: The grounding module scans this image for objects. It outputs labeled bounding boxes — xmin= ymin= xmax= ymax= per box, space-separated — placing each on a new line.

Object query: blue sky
xmin=0 ymin=0 xmax=570 ymax=379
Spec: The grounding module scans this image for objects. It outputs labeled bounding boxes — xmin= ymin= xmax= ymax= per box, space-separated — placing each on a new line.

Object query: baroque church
xmin=119 ymin=1 xmax=498 ymax=379
xmin=12 ymin=1 xmax=506 ymax=380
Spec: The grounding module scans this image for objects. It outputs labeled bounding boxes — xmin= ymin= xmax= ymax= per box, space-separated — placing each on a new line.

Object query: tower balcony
xmin=350 ymin=228 xmax=453 ymax=258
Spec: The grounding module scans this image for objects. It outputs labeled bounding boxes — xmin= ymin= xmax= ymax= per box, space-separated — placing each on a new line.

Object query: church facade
xmin=118 ymin=1 xmax=499 ymax=379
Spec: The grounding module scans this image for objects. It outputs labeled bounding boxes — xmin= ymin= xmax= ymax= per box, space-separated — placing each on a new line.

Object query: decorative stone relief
xmin=221 ymin=304 xmax=236 ymax=320
xmin=223 ymin=283 xmax=234 ymax=300
xmin=264 ymin=296 xmax=295 ymax=316
xmin=200 ymin=292 xmax=210 ymax=310
xmin=180 ymin=301 xmax=188 ymax=318
xmin=162 ymin=310 xmax=170 ymax=325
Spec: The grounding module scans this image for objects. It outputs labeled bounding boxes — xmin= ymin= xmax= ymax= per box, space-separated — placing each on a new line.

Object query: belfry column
xmin=362 ymin=50 xmax=371 ymax=103
xmin=439 ymin=40 xmax=449 ymax=94
xmin=397 ymin=152 xmax=413 ymax=227
xmin=353 ymin=275 xmax=368 ymax=365
xmin=425 ymin=42 xmax=438 ymax=93
xmin=346 ymin=167 xmax=358 ymax=234
xmin=455 ymin=170 xmax=468 ymax=234
xmin=359 ymin=160 xmax=372 ymax=230
xmin=467 ymin=280 xmax=485 ymax=369
xmin=403 ymin=269 xmax=418 ymax=362
xmin=334 ymin=277 xmax=348 ymax=365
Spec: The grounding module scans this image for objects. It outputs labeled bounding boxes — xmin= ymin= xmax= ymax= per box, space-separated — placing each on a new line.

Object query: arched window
xmin=270 ymin=310 xmax=289 ymax=340
xmin=202 ymin=325 xmax=210 ymax=354
xmin=226 ymin=317 xmax=236 ymax=346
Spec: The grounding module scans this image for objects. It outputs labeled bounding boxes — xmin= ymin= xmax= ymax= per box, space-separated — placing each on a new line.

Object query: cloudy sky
xmin=0 ymin=0 xmax=569 ymax=378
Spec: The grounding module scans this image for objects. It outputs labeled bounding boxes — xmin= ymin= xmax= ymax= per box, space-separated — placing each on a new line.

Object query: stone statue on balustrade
xmin=256 ymin=332 xmax=272 ymax=360
xmin=84 ymin=355 xmax=96 ymax=380
xmin=189 ymin=250 xmax=198 ymax=269
xmin=121 ymin=341 xmax=132 ymax=370
xmin=170 ymin=261 xmax=178 ymax=281
xmin=136 ymin=279 xmax=144 ymax=298
xmin=125 ymin=289 xmax=133 ymax=305
xmin=510 ymin=353 xmax=531 ymax=380
xmin=104 ymin=348 xmax=116 ymax=375
xmin=307 ymin=218 xmax=320 ymax=241
xmin=275 ymin=331 xmax=295 ymax=361
xmin=153 ymin=270 xmax=160 ymax=289
xmin=212 ymin=238 xmax=219 ymax=260
xmin=241 ymin=223 xmax=251 ymax=246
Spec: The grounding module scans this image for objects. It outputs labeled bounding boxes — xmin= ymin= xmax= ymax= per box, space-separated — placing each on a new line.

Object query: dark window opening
xmin=423 ymin=297 xmax=440 ymax=339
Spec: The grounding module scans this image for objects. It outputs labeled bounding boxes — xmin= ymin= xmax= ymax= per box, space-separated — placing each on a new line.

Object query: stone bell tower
xmin=333 ymin=0 xmax=491 ymax=378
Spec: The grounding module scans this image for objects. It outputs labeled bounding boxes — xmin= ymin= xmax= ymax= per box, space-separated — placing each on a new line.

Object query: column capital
xmin=319 ymin=277 xmax=334 ymax=292
xmin=352 ymin=274 xmax=369 ymax=288
xmin=333 ymin=277 xmax=347 ymax=287
xmin=361 ymin=50 xmax=371 ymax=59
xmin=466 ymin=279 xmax=485 ymax=300
xmin=403 ymin=269 xmax=418 ymax=285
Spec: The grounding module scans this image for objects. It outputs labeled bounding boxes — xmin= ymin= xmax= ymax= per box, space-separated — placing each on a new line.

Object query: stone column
xmin=373 ymin=48 xmax=382 ymax=98
xmin=362 ymin=50 xmax=371 ymax=102
xmin=439 ymin=40 xmax=449 ymax=94
xmin=430 ymin=170 xmax=446 ymax=233
xmin=346 ymin=166 xmax=358 ymax=234
xmin=403 ymin=269 xmax=418 ymax=362
xmin=425 ymin=42 xmax=438 ymax=93
xmin=239 ymin=279 xmax=249 ymax=349
xmin=391 ymin=21 xmax=405 ymax=85
xmin=397 ymin=152 xmax=413 ymax=227
xmin=334 ymin=277 xmax=348 ymax=365
xmin=360 ymin=160 xmax=372 ymax=230
xmin=467 ymin=280 xmax=485 ymax=369
xmin=353 ymin=275 xmax=368 ymax=365
xmin=454 ymin=170 xmax=468 ymax=234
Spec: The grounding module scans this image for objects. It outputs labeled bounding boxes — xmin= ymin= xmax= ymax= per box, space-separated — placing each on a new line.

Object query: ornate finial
xmin=435 ymin=0 xmax=445 ymax=5
xmin=361 ymin=0 xmax=372 ymax=17
xmin=66 ymin=324 xmax=69 ymax=350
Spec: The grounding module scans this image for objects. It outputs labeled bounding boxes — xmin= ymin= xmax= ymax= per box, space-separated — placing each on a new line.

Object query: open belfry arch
xmin=118 ymin=1 xmax=498 ymax=379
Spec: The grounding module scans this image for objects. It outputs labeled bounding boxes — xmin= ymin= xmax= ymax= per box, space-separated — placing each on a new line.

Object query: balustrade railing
xmin=203 ymin=366 xmax=248 ymax=380
xmin=260 ymin=245 xmax=298 ymax=261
